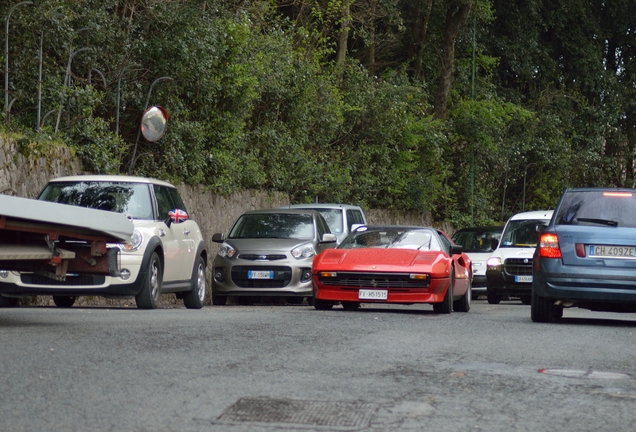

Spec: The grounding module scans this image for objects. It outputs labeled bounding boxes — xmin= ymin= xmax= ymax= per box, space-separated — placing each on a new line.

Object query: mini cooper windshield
xmin=228 ymin=213 xmax=315 ymax=240
xmin=38 ymin=181 xmax=154 ymax=220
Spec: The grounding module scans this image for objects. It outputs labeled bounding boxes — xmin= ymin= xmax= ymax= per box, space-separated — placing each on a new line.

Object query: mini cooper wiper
xmin=574 ymin=217 xmax=618 ymax=227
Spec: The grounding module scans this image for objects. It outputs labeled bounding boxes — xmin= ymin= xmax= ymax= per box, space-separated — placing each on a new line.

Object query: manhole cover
xmin=539 ymin=368 xmax=630 ymax=380
xmin=218 ymin=397 xmax=377 ymax=428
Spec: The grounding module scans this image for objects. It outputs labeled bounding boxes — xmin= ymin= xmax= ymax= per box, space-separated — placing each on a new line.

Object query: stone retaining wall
xmin=1 ymin=136 xmax=450 ymax=307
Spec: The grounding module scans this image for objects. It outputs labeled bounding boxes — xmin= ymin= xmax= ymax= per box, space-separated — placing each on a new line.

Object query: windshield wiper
xmin=574 ymin=217 xmax=618 ymax=227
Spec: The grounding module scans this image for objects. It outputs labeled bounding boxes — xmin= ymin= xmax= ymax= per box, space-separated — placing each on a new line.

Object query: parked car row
xmin=2 ymin=175 xmax=635 ymax=323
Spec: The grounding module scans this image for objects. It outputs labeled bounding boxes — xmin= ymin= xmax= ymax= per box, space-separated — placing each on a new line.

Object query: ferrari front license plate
xmin=589 ymin=245 xmax=636 ymax=258
xmin=248 ymin=270 xmax=273 ymax=279
xmin=515 ymin=275 xmax=532 ymax=283
xmin=359 ymin=289 xmax=388 ymax=300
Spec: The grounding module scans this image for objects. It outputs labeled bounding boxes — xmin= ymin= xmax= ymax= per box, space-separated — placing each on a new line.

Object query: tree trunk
xmin=336 ymin=1 xmax=351 ymax=72
xmin=433 ymin=1 xmax=472 ymax=119
xmin=414 ymin=0 xmax=434 ymax=80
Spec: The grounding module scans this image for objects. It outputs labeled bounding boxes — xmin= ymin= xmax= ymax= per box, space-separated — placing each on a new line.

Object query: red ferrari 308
xmin=311 ymin=225 xmax=472 ymax=313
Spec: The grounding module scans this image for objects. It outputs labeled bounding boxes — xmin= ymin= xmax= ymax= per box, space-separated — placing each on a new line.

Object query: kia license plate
xmin=359 ymin=289 xmax=388 ymax=300
xmin=248 ymin=270 xmax=273 ymax=279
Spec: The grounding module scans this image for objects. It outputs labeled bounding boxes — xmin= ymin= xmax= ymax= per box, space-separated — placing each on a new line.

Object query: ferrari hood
xmin=316 ymin=248 xmax=439 ymax=270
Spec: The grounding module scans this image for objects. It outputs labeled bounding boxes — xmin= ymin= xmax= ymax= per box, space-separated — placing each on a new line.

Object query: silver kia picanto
xmin=211 ymin=209 xmax=337 ymax=305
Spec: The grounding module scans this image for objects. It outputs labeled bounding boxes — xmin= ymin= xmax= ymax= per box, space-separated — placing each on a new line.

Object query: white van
xmin=485 ymin=210 xmax=554 ymax=305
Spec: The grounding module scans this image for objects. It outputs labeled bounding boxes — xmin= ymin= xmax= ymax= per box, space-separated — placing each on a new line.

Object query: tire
xmin=286 ymin=296 xmax=303 ymax=305
xmin=53 ymin=296 xmax=76 ymax=308
xmin=520 ymin=295 xmax=531 ymax=305
xmin=135 ymin=252 xmax=162 ymax=309
xmin=342 ymin=301 xmax=360 ymax=310
xmin=183 ymin=256 xmax=206 ymax=309
xmin=0 ymin=295 xmax=18 ymax=307
xmin=531 ymin=286 xmax=562 ymax=323
xmin=486 ymin=289 xmax=501 ymax=304
xmin=314 ymin=298 xmax=334 ymax=310
xmin=433 ymin=266 xmax=454 ymax=314
xmin=453 ymin=278 xmax=471 ymax=312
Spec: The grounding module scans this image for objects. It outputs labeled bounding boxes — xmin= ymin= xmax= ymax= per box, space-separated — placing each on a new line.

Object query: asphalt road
xmin=1 ymin=299 xmax=636 ymax=432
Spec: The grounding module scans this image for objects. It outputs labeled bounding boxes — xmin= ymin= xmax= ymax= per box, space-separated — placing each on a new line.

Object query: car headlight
xmin=120 ymin=229 xmax=143 ymax=252
xmin=487 ymin=256 xmax=502 ymax=267
xmin=218 ymin=242 xmax=236 ymax=258
xmin=291 ymin=243 xmax=315 ymax=259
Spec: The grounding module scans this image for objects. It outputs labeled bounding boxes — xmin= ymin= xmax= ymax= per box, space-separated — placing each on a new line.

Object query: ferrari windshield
xmin=229 ymin=213 xmax=315 ymax=240
xmin=38 ymin=181 xmax=154 ymax=220
xmin=339 ymin=227 xmax=441 ymax=250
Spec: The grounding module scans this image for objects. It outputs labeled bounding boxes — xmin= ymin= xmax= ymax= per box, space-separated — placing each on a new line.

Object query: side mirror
xmin=212 ymin=233 xmax=226 ymax=243
xmin=168 ymin=208 xmax=189 ymax=224
xmin=350 ymin=224 xmax=366 ymax=233
xmin=321 ymin=233 xmax=337 ymax=243
xmin=491 ymin=238 xmax=499 ymax=250
xmin=450 ymin=245 xmax=463 ymax=256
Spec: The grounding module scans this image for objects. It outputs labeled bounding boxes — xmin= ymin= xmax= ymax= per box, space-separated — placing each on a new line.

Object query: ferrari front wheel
xmin=433 ymin=267 xmax=454 ymax=314
xmin=453 ymin=277 xmax=471 ymax=312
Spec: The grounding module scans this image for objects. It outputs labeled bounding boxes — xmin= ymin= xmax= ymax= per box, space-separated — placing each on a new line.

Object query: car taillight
xmin=539 ymin=233 xmax=562 ymax=258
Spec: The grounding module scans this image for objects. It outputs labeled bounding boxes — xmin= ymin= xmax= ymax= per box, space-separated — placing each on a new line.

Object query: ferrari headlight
xmin=218 ymin=242 xmax=236 ymax=258
xmin=291 ymin=243 xmax=315 ymax=259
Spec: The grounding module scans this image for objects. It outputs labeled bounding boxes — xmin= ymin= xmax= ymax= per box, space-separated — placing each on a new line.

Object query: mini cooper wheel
xmin=0 ymin=295 xmax=18 ymax=307
xmin=135 ymin=252 xmax=162 ymax=309
xmin=183 ymin=256 xmax=206 ymax=309
xmin=53 ymin=296 xmax=76 ymax=308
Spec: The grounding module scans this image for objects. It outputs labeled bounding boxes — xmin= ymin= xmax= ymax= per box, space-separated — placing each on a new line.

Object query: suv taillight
xmin=539 ymin=233 xmax=562 ymax=258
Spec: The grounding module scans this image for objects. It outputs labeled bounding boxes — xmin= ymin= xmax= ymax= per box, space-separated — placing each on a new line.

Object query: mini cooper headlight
xmin=291 ymin=243 xmax=315 ymax=259
xmin=120 ymin=229 xmax=143 ymax=252
xmin=218 ymin=242 xmax=236 ymax=258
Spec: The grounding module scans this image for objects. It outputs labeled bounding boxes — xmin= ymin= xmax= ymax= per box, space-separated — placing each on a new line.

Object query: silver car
xmin=278 ymin=203 xmax=367 ymax=244
xmin=211 ymin=209 xmax=337 ymax=305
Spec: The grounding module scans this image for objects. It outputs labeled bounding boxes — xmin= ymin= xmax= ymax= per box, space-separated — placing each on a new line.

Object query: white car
xmin=452 ymin=226 xmax=503 ymax=299
xmin=485 ymin=210 xmax=553 ymax=305
xmin=0 ymin=175 xmax=208 ymax=309
xmin=278 ymin=203 xmax=367 ymax=244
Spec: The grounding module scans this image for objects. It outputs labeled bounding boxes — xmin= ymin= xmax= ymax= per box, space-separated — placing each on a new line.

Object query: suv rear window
xmin=556 ymin=190 xmax=636 ymax=228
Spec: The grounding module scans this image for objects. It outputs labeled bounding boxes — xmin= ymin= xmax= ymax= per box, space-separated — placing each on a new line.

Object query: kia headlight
xmin=218 ymin=242 xmax=236 ymax=258
xmin=291 ymin=243 xmax=315 ymax=259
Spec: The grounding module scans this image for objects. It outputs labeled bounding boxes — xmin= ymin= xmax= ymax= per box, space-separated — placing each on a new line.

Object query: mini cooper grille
xmin=238 ymin=254 xmax=287 ymax=261
xmin=231 ymin=266 xmax=292 ymax=288
xmin=504 ymin=258 xmax=533 ymax=276
xmin=318 ymin=272 xmax=429 ymax=288
xmin=20 ymin=273 xmax=106 ymax=286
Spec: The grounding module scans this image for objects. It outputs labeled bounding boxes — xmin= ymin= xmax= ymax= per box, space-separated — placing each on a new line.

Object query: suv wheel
xmin=184 ymin=256 xmax=206 ymax=309
xmin=531 ymin=286 xmax=563 ymax=323
xmin=135 ymin=252 xmax=162 ymax=309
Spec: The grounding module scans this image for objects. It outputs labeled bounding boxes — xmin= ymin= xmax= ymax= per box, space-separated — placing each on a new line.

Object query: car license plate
xmin=515 ymin=275 xmax=533 ymax=283
xmin=589 ymin=245 xmax=636 ymax=258
xmin=359 ymin=289 xmax=388 ymax=300
xmin=248 ymin=270 xmax=273 ymax=279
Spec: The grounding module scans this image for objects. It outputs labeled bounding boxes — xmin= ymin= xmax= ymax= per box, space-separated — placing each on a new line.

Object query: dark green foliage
xmin=0 ymin=0 xmax=633 ymax=229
